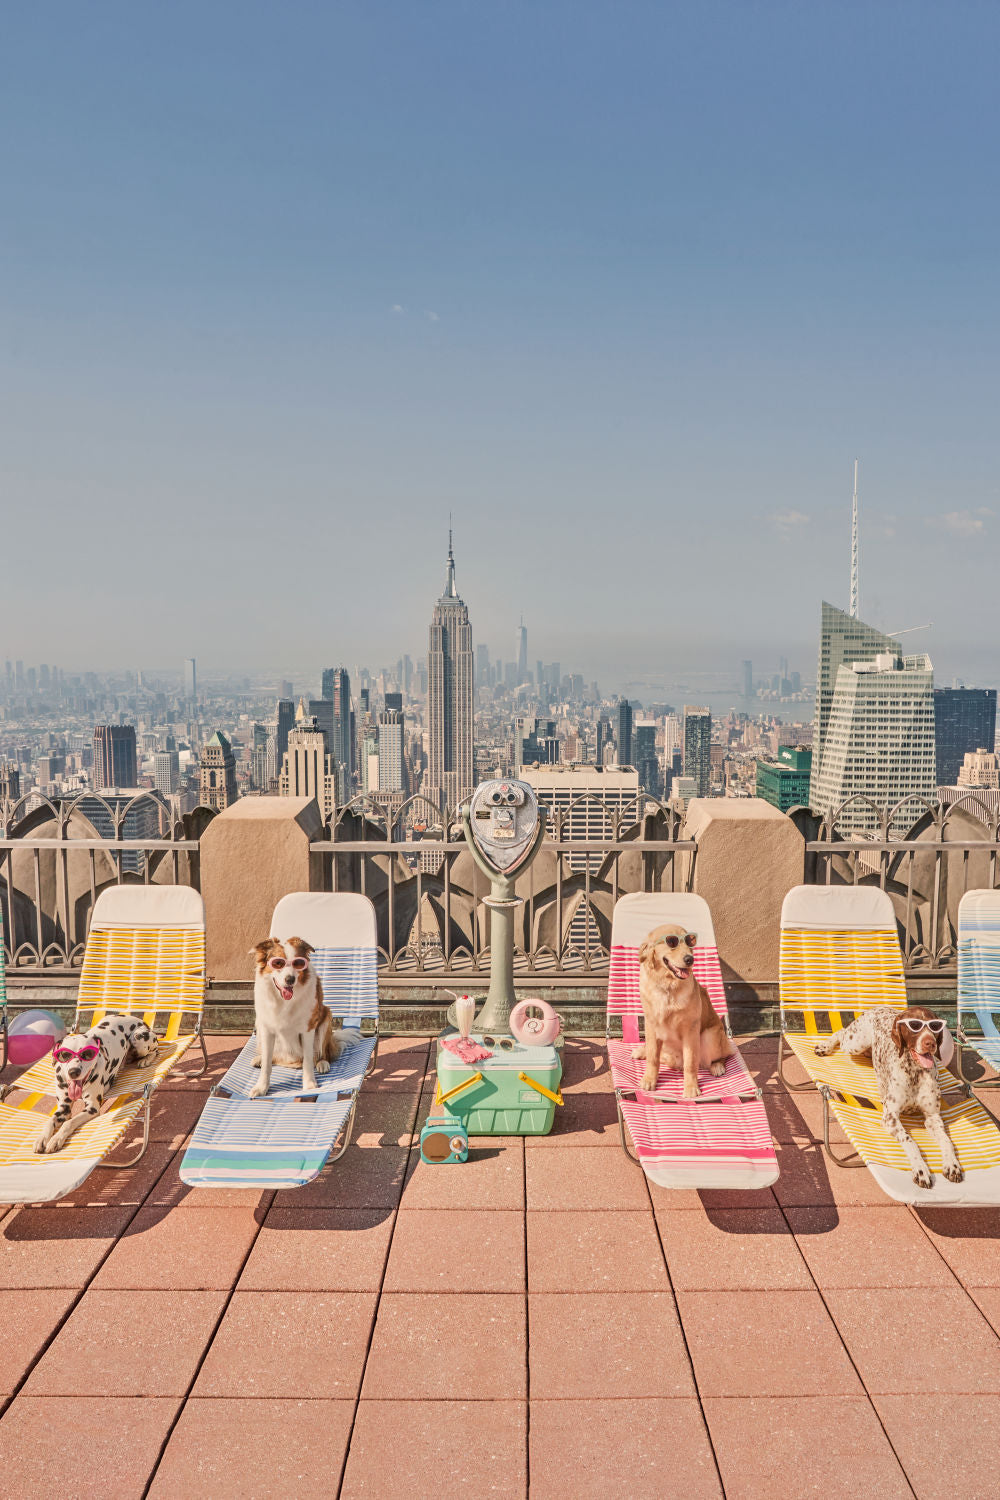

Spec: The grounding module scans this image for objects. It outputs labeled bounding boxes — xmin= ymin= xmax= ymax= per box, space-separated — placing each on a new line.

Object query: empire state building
xmin=426 ymin=532 xmax=474 ymax=812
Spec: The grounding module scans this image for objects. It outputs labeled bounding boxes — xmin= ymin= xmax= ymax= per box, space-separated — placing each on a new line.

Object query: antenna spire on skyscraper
xmin=850 ymin=459 xmax=860 ymax=619
xmin=443 ymin=519 xmax=458 ymax=599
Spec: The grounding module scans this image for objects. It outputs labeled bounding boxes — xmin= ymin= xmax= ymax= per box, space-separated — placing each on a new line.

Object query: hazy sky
xmin=3 ymin=3 xmax=998 ymax=693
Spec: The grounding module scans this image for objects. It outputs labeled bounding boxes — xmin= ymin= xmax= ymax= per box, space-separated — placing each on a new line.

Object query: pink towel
xmin=441 ymin=1036 xmax=493 ymax=1064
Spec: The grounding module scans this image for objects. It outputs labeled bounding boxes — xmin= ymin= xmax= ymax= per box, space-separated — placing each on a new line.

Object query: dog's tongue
xmin=911 ymin=1049 xmax=936 ymax=1070
xmin=280 ymin=985 xmax=294 ymax=1001
xmin=67 ymin=1081 xmax=83 ymax=1101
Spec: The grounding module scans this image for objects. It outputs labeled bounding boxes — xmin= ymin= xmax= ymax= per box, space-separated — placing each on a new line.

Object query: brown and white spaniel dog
xmin=814 ymin=1005 xmax=962 ymax=1188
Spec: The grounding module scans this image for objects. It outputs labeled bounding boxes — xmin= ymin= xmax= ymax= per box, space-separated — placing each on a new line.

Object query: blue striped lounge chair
xmin=957 ymin=889 xmax=1000 ymax=1091
xmin=180 ymin=892 xmax=379 ymax=1190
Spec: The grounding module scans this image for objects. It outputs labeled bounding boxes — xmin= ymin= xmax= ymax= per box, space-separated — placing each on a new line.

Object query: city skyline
xmin=4 ymin=7 xmax=999 ymax=681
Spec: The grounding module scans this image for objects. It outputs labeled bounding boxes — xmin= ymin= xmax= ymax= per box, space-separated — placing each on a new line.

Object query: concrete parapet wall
xmin=682 ymin=797 xmax=805 ymax=983
xmin=199 ymin=796 xmax=324 ymax=980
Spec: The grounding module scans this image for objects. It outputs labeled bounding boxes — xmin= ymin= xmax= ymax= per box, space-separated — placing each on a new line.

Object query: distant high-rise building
xmin=279 ymin=724 xmax=338 ymax=819
xmin=276 ymin=699 xmax=295 ymax=771
xmin=93 ymin=725 xmax=137 ymax=790
xmin=516 ymin=619 xmax=528 ymax=684
xmin=617 ymin=698 xmax=633 ymax=766
xmin=476 ymin=644 xmax=490 ymax=690
xmin=633 ymin=720 xmax=659 ymax=795
xmin=515 ymin=716 xmax=559 ymax=769
xmin=250 ymin=723 xmax=270 ymax=791
xmin=683 ymin=707 xmax=711 ymax=797
xmin=384 ymin=692 xmax=402 ymax=712
xmin=756 ymin=746 xmax=812 ymax=812
xmin=596 ymin=717 xmax=613 ymax=767
xmin=377 ymin=708 xmax=405 ymax=794
xmin=199 ymin=731 xmax=238 ymax=811
xmin=811 ymin=652 xmax=936 ymax=833
xmin=935 ymin=688 xmax=997 ymax=788
xmin=184 ymin=658 xmax=197 ymax=706
xmin=152 ymin=750 xmax=180 ymax=796
xmin=0 ymin=763 xmax=21 ymax=801
xmin=309 ymin=699 xmax=335 ymax=752
xmin=320 ymin=667 xmax=353 ymax=781
xmin=957 ymin=748 xmax=1000 ymax=790
xmin=742 ymin=660 xmax=753 ymax=699
xmin=426 ymin=532 xmax=474 ymax=811
xmin=812 ymin=602 xmax=901 ymax=806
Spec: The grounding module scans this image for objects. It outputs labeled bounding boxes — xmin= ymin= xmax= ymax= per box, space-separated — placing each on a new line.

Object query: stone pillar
xmin=200 ymin=797 xmax=324 ymax=980
xmin=682 ymin=798 xmax=804 ymax=982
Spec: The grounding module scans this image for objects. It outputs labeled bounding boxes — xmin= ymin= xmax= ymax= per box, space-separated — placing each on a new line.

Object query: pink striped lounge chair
xmin=607 ymin=893 xmax=778 ymax=1190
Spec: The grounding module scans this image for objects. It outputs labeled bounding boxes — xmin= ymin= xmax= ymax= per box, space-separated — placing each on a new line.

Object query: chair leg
xmin=188 ymin=1031 xmax=210 ymax=1077
xmin=364 ymin=1031 xmax=379 ymax=1079
xmin=98 ymin=1086 xmax=153 ymax=1170
xmin=777 ymin=1030 xmax=814 ymax=1092
xmin=0 ymin=1007 xmax=7 ymax=1073
xmin=956 ymin=1032 xmax=1000 ymax=1090
xmin=819 ymin=1087 xmax=865 ymax=1168
xmin=328 ymin=1094 xmax=359 ymax=1164
xmin=615 ymin=1094 xmax=642 ymax=1166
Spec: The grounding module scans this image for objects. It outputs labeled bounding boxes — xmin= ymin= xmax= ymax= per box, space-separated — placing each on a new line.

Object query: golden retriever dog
xmin=633 ymin=924 xmax=735 ymax=1098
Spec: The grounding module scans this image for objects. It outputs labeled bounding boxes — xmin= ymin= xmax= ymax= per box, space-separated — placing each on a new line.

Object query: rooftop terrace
xmin=1 ymin=1032 xmax=999 ymax=1498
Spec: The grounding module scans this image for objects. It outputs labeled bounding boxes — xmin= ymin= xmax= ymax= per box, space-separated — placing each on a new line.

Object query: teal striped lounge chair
xmin=957 ymin=889 xmax=1000 ymax=1091
xmin=180 ymin=892 xmax=379 ymax=1190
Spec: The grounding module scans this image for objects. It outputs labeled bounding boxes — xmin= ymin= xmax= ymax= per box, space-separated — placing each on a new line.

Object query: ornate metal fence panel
xmin=0 ymin=793 xmax=211 ymax=970
xmin=311 ymin=791 xmax=695 ymax=978
xmin=807 ymin=793 xmax=1000 ymax=972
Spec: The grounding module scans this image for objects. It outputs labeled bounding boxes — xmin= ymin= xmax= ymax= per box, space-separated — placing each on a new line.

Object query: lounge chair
xmin=607 ymin=892 xmax=778 ymax=1190
xmin=957 ymin=889 xmax=1000 ymax=1091
xmin=180 ymin=892 xmax=379 ymax=1190
xmin=0 ymin=885 xmax=207 ymax=1204
xmin=779 ymin=884 xmax=1000 ymax=1204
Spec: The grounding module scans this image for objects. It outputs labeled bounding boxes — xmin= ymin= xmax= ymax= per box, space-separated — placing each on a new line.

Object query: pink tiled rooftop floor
xmin=1 ymin=1034 xmax=1000 ymax=1498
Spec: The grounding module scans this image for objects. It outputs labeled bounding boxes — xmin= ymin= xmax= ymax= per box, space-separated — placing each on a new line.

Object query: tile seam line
xmin=523 ymin=1128 xmax=530 ymax=1498
xmin=334 ymin=1124 xmax=418 ymax=1499
xmin=644 ymin=1170 xmax=727 ymax=1499
xmin=139 ymin=1186 xmax=275 ymax=1496
xmin=0 ymin=1124 xmax=187 ymax=1422
xmin=773 ymin=1188 xmax=918 ymax=1497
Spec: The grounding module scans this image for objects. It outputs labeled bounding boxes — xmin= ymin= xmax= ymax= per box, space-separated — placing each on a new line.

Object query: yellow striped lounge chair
xmin=779 ymin=884 xmax=1000 ymax=1204
xmin=0 ymin=886 xmax=207 ymax=1203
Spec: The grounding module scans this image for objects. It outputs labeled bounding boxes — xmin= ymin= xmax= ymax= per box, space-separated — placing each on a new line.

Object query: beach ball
xmin=8 ymin=1009 xmax=66 ymax=1066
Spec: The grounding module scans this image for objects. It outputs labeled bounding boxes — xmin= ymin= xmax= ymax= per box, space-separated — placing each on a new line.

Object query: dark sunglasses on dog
xmin=656 ymin=933 xmax=697 ymax=950
xmin=267 ymin=955 xmax=308 ymax=971
xmin=898 ymin=1017 xmax=946 ymax=1037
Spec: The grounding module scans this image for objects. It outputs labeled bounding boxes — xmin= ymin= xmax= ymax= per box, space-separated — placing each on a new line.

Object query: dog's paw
xmin=944 ymin=1161 xmax=965 ymax=1184
xmin=248 ymin=1082 xmax=268 ymax=1100
xmin=709 ymin=1060 xmax=726 ymax=1077
xmin=683 ymin=1082 xmax=701 ymax=1100
xmin=33 ymin=1134 xmax=49 ymax=1155
xmin=631 ymin=1044 xmax=647 ymax=1060
xmin=912 ymin=1165 xmax=934 ymax=1189
xmin=251 ymin=1055 xmax=261 ymax=1068
xmin=814 ymin=1039 xmax=833 ymax=1055
xmin=640 ymin=1070 xmax=658 ymax=1093
xmin=315 ymin=1059 xmax=330 ymax=1075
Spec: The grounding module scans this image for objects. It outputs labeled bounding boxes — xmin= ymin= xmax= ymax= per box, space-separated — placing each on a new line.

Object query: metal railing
xmin=0 ymin=793 xmax=208 ymax=970
xmin=311 ymin=791 xmax=694 ymax=978
xmin=808 ymin=792 xmax=1000 ymax=972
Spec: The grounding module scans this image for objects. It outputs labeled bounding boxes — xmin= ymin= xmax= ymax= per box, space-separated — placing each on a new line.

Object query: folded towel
xmin=440 ymin=1036 xmax=493 ymax=1064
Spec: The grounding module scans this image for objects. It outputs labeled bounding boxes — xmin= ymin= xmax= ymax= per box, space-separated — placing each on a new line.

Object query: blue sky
xmin=2 ymin=3 xmax=998 ymax=692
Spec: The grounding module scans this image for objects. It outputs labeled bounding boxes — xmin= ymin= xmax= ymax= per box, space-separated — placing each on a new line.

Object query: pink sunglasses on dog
xmin=53 ymin=1041 xmax=101 ymax=1065
xmin=267 ymin=955 xmax=308 ymax=971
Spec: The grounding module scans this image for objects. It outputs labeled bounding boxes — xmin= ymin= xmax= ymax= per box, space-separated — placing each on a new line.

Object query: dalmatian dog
xmin=34 ymin=1014 xmax=159 ymax=1155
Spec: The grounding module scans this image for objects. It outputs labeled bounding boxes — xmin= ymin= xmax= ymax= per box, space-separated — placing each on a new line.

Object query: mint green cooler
xmin=435 ymin=1037 xmax=563 ymax=1135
